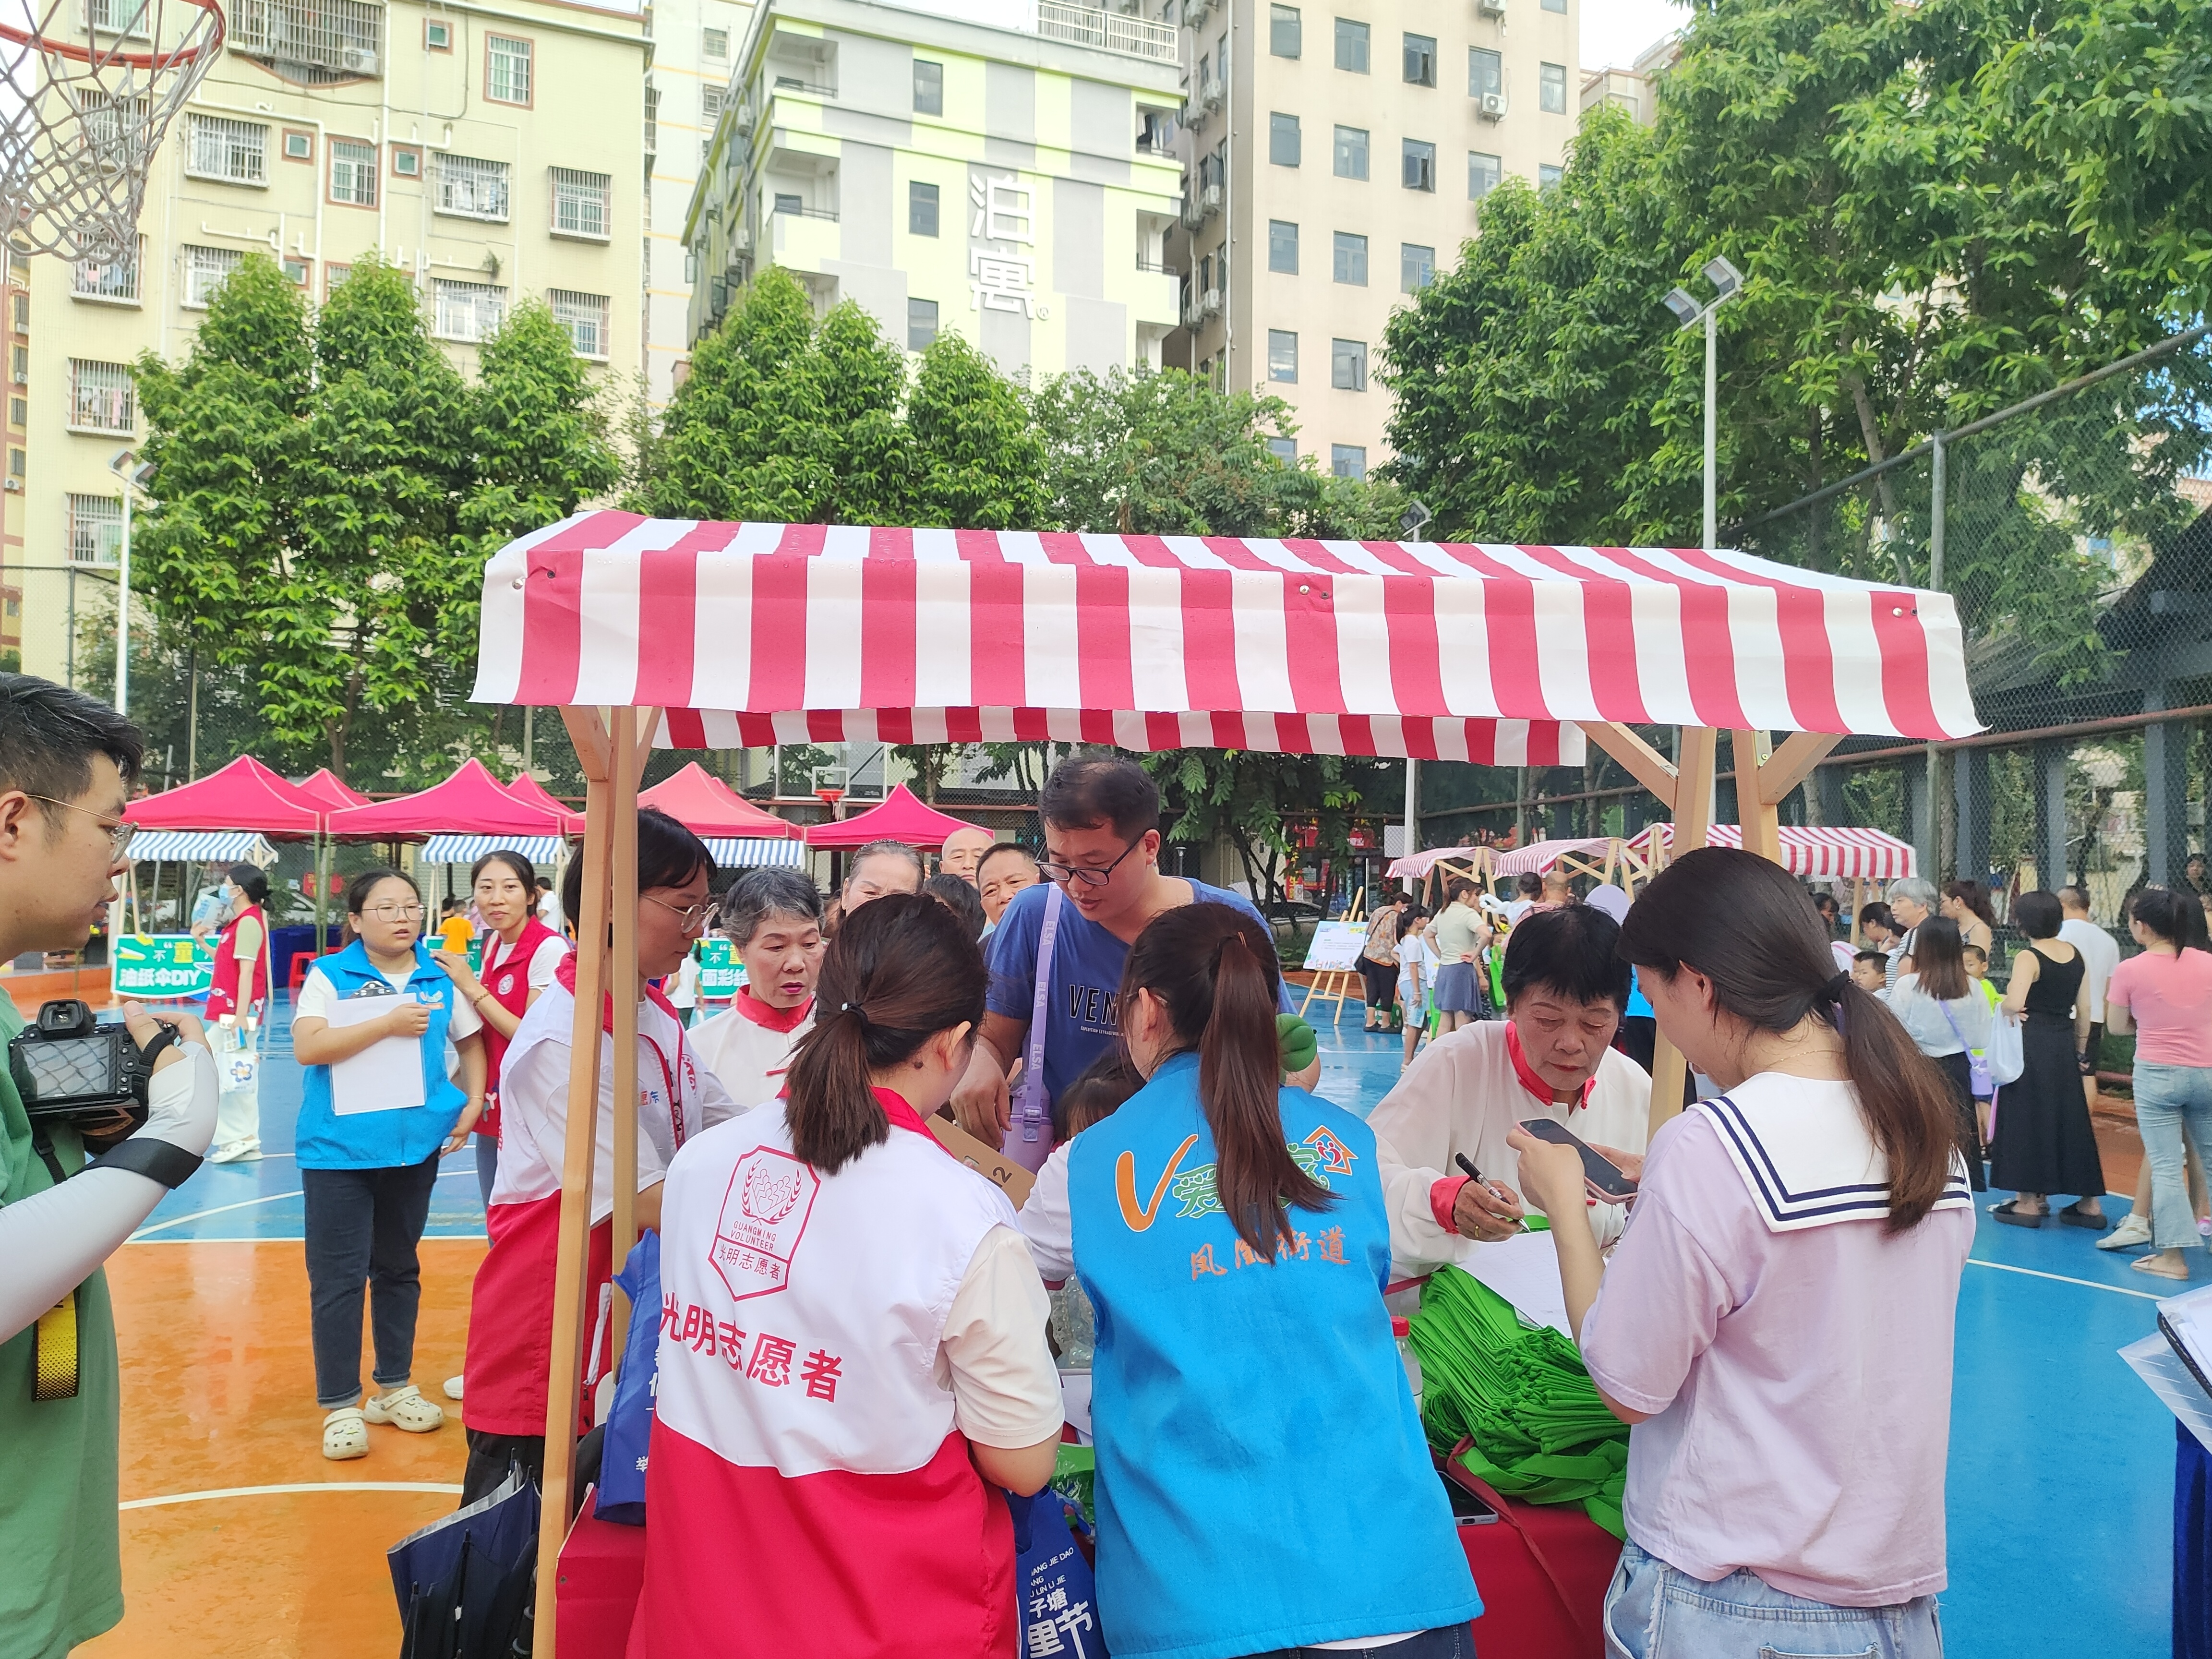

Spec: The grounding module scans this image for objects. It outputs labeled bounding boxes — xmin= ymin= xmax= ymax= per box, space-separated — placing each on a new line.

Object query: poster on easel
xmin=111 ymin=934 xmax=215 ymax=1001
xmin=1301 ymin=922 xmax=1367 ymax=973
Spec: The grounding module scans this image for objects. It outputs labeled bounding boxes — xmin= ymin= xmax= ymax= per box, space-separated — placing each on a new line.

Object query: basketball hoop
xmin=811 ymin=764 xmax=849 ymax=820
xmin=1 ymin=0 xmax=225 ymax=263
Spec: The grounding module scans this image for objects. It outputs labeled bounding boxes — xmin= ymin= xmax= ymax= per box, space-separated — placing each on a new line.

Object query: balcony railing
xmin=1036 ymin=0 xmax=1178 ymax=63
xmin=229 ymin=0 xmax=384 ymax=80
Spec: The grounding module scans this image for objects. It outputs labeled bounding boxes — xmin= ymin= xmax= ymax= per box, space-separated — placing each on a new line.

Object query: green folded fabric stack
xmin=1408 ymin=1265 xmax=1629 ymax=1538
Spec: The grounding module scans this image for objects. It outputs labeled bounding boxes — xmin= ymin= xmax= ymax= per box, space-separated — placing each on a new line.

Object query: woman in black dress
xmin=1990 ymin=890 xmax=2108 ymax=1226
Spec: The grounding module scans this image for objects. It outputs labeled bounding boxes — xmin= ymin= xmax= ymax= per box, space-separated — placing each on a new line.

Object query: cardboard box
xmin=926 ymin=1110 xmax=1036 ymax=1209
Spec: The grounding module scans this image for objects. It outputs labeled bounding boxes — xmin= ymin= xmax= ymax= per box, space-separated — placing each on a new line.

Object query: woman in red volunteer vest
xmin=430 ymin=849 xmax=569 ymax=1208
xmin=204 ymin=861 xmax=271 ymax=1164
xmin=691 ymin=868 xmax=825 ymax=1124
xmin=639 ymin=894 xmax=1064 ymax=1658
xmin=458 ymin=810 xmax=733 ymax=1503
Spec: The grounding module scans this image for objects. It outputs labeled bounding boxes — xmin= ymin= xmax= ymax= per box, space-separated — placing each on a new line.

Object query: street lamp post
xmin=1661 ymin=257 xmax=1744 ymax=549
xmin=108 ymin=449 xmax=155 ymax=717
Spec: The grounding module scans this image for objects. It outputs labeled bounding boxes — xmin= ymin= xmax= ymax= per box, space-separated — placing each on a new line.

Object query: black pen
xmin=1455 ymin=1153 xmax=1526 ymax=1231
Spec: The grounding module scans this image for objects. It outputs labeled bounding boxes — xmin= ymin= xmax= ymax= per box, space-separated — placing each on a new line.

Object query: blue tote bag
xmin=596 ymin=1231 xmax=661 ymax=1526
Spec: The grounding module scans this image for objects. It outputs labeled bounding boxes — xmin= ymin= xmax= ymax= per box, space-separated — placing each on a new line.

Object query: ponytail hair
xmin=2131 ymin=885 xmax=2205 ymax=952
xmin=1618 ymin=848 xmax=1958 ymax=1232
xmin=1119 ymin=904 xmax=1335 ymax=1259
xmin=781 ymin=893 xmax=986 ymax=1174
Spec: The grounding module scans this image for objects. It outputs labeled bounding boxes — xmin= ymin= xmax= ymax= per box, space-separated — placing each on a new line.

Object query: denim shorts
xmin=1604 ymin=1541 xmax=1944 ymax=1659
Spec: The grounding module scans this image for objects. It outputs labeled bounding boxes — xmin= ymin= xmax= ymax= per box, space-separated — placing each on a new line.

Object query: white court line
xmin=121 ymin=1481 xmax=463 ymax=1510
xmin=1965 ymin=1256 xmax=2162 ymax=1300
xmin=128 ymin=1169 xmax=477 ymax=1240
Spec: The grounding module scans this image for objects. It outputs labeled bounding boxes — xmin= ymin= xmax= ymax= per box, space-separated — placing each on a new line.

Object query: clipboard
xmin=325 ymin=995 xmax=428 ymax=1115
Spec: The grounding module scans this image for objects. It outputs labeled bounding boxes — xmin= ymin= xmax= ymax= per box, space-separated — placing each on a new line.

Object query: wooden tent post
xmin=608 ymin=710 xmax=651 ymax=1331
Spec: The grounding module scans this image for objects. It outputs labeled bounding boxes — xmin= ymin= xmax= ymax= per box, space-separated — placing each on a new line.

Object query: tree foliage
xmin=1143 ymin=749 xmax=1397 ymax=912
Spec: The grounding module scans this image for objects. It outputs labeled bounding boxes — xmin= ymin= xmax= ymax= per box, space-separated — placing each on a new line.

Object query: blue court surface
xmin=136 ymin=1002 xmax=2174 ymax=1655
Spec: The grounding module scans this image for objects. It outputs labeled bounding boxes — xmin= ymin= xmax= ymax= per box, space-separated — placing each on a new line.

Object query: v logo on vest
xmin=1115 ymin=1133 xmax=1201 ymax=1232
xmin=712 ymin=1148 xmax=819 ymax=1300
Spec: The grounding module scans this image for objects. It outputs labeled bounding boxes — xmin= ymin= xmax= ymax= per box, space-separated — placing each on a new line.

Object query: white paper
xmin=1452 ymin=1227 xmax=1573 ymax=1339
xmin=326 ymin=996 xmax=428 ymax=1116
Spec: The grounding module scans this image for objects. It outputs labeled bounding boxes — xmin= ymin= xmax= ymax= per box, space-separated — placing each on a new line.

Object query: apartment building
xmin=18 ymin=0 xmax=650 ymax=684
xmin=1175 ymin=0 xmax=1573 ymax=477
xmin=685 ymin=0 xmax=1184 ymax=381
xmin=646 ymin=0 xmax=756 ymax=407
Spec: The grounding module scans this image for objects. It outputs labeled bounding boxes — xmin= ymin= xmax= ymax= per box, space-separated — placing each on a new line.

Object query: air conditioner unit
xmin=1200 ymin=287 xmax=1222 ymax=318
xmin=1182 ymin=298 xmax=1204 ymax=327
xmin=340 ymin=46 xmax=378 ymax=73
xmin=2 ymin=478 xmax=18 ymax=493
xmin=1185 ymin=0 xmax=1213 ymax=29
xmin=1479 ymin=93 xmax=1507 ymax=119
xmin=1201 ymin=76 xmax=1223 ymax=111
xmin=1200 ymin=182 xmax=1223 ymax=217
xmin=1478 ymin=0 xmax=1505 ymax=16
xmin=1179 ymin=196 xmax=1205 ymax=229
xmin=733 ymin=224 xmax=751 ymax=250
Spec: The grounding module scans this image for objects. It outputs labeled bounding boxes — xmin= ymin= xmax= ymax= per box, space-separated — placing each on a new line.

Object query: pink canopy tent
xmin=506 ymin=771 xmax=586 ymax=834
xmin=123 ymin=755 xmax=324 ymax=837
xmin=637 ymin=761 xmax=799 ymax=839
xmin=326 ymin=758 xmax=570 ymax=841
xmin=292 ymin=768 xmax=370 ymax=812
xmin=806 ymin=783 xmax=984 ymax=850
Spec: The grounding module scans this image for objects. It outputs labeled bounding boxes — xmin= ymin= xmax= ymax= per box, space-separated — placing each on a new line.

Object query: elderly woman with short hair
xmin=691 ymin=869 xmax=827 ymax=1119
xmin=1885 ymin=878 xmax=1939 ymax=986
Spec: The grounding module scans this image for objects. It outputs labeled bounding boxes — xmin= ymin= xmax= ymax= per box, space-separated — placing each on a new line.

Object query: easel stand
xmin=1298 ymin=886 xmax=1367 ymax=1024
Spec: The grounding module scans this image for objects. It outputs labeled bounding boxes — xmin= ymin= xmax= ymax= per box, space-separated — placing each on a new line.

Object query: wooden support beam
xmin=1648 ymin=727 xmax=1719 ymax=1138
xmin=1733 ymin=731 xmax=1783 ymax=866
xmin=1758 ymin=730 xmax=1844 ymax=806
xmin=1578 ymin=722 xmax=1679 ymax=810
xmin=608 ymin=709 xmax=649 ymax=1329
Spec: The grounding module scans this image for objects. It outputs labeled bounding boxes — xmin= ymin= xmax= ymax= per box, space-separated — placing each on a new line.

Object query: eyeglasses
xmin=24 ymin=794 xmax=137 ymax=858
xmin=644 ymin=892 xmax=712 ymax=934
xmin=362 ymin=903 xmax=427 ymax=922
xmin=1038 ymin=836 xmax=1143 ymax=890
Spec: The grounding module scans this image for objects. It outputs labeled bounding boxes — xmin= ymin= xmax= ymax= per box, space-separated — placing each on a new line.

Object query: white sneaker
xmin=207 ymin=1139 xmax=254 ymax=1164
xmin=362 ymin=1385 xmax=446 ymax=1433
xmin=322 ymin=1407 xmax=368 ymax=1460
xmin=442 ymin=1375 xmax=464 ymax=1402
xmin=2097 ymin=1213 xmax=2153 ymax=1250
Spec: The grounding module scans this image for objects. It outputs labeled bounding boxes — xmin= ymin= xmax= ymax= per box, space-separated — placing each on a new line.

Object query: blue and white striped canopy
xmin=704 ymin=838 xmax=807 ymax=869
xmin=130 ymin=831 xmax=276 ymax=864
xmin=419 ymin=835 xmax=567 ymax=866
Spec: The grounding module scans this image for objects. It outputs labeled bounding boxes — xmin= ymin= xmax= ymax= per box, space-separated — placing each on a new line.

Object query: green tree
xmin=1143 ymin=749 xmax=1396 ymax=914
xmin=906 ymin=334 xmax=1047 ymax=530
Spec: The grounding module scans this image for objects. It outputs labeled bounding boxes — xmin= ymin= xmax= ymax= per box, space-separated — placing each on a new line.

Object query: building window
xmin=1539 ymin=163 xmax=1564 ymax=191
xmin=1267 ymin=218 xmax=1298 ymax=273
xmin=87 ymin=0 xmax=150 ymax=36
xmin=68 ymin=360 xmax=134 ymax=433
xmin=1333 ymin=124 xmax=1368 ymax=179
xmin=326 ymin=263 xmax=353 ymax=295
xmin=1332 ymin=230 xmax=1367 ymax=285
xmin=9 ymin=397 xmax=24 ymax=427
xmin=1269 ymin=3 xmax=1300 ymax=57
xmin=702 ymin=85 xmax=724 ymax=122
xmin=392 ymin=144 xmax=421 ymax=177
xmin=1540 ymin=61 xmax=1567 ymax=112
xmin=908 ymin=180 xmax=939 ymax=236
xmin=72 ymin=240 xmax=140 ymax=303
xmin=1403 ymin=138 xmax=1435 ymax=191
xmin=645 ymin=83 xmax=660 ymax=156
xmin=774 ymin=192 xmax=803 ymax=215
xmin=330 ymin=139 xmax=377 ymax=206
xmin=549 ymin=289 xmax=610 ymax=359
xmin=907 ymin=298 xmax=938 ymax=350
xmin=433 ymin=278 xmax=507 ymax=342
xmin=1403 ymin=32 xmax=1436 ymax=86
xmin=425 ymin=17 xmax=451 ymax=48
xmin=9 ymin=344 xmax=24 ymax=383
xmin=68 ymin=494 xmax=123 ymax=565
xmin=1330 ymin=338 xmax=1366 ymax=391
xmin=7 ymin=447 xmax=22 ymax=478
xmin=703 ymin=25 xmax=728 ymax=58
xmin=282 ymin=256 xmax=311 ymax=287
xmin=1267 ymin=329 xmax=1297 ymax=383
xmin=1334 ymin=16 xmax=1368 ymax=72
xmin=1470 ymin=48 xmax=1503 ymax=102
xmin=551 ymin=168 xmax=612 ymax=239
xmin=1268 ymin=111 xmax=1300 ymax=167
xmin=283 ymin=128 xmax=313 ymax=161
xmin=181 ymin=245 xmax=244 ymax=309
xmin=1331 ymin=443 xmax=1366 ymax=479
xmin=914 ymin=59 xmax=943 ymax=115
xmin=437 ymin=153 xmax=510 ymax=221
xmin=1542 ymin=0 xmax=1567 ymax=12
xmin=1267 ymin=436 xmax=1297 ymax=462
xmin=186 ymin=114 xmax=267 ymax=185
xmin=486 ymin=34 xmax=532 ymax=105
xmin=1469 ymin=150 xmax=1502 ymax=199
xmin=1401 ymin=242 xmax=1435 ymax=291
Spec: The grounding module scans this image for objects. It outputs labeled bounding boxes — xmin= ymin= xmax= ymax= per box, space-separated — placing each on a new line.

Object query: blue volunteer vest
xmin=1069 ymin=1052 xmax=1482 ymax=1659
xmin=296 ymin=940 xmax=468 ymax=1171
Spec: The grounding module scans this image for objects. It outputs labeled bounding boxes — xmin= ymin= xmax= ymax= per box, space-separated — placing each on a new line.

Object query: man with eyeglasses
xmin=0 ymin=674 xmax=218 ymax=1658
xmin=951 ymin=753 xmax=1317 ymax=1162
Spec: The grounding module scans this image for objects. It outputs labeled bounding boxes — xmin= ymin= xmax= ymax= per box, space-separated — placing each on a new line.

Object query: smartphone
xmin=1441 ymin=1472 xmax=1499 ymax=1526
xmin=1517 ymin=1116 xmax=1638 ymax=1201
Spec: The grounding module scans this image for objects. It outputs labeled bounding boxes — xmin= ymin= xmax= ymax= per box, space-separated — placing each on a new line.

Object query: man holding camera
xmin=0 ymin=674 xmax=217 ymax=1658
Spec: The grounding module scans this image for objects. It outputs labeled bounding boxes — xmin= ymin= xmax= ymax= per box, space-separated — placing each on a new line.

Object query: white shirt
xmin=1018 ymin=1141 xmax=1077 ymax=1285
xmin=536 ymin=890 xmax=565 ymax=931
xmin=2060 ymin=917 xmax=2120 ymax=1021
xmin=1887 ymin=973 xmax=1992 ymax=1058
xmin=1368 ymin=1019 xmax=1652 ymax=1275
xmin=479 ymin=932 xmax=566 ymax=1006
xmin=298 ymin=962 xmax=483 ymax=1040
xmin=691 ymin=997 xmax=817 ymax=1131
xmin=1397 ymin=935 xmax=1437 ymax=993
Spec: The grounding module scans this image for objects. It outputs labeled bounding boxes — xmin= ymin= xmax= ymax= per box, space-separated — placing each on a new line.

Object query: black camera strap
xmin=27 ymin=1126 xmax=80 ymax=1402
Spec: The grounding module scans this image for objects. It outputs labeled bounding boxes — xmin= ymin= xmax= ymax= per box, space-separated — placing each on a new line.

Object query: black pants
xmin=302 ymin=1154 xmax=441 ymax=1409
xmin=1232 ymin=1624 xmax=1474 ymax=1659
xmin=463 ymin=1425 xmax=602 ymax=1512
xmin=1359 ymin=958 xmax=1398 ymax=1012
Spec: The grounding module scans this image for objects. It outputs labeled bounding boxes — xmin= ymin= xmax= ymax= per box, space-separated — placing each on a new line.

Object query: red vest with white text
xmin=204 ymin=903 xmax=268 ymax=1021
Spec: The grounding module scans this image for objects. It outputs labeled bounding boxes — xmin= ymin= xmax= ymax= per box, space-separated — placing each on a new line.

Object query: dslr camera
xmin=8 ymin=999 xmax=156 ymax=1130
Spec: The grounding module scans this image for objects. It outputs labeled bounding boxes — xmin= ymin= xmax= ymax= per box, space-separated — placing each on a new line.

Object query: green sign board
xmin=113 ymin=933 xmax=215 ymax=1000
xmin=696 ymin=938 xmax=747 ymax=1000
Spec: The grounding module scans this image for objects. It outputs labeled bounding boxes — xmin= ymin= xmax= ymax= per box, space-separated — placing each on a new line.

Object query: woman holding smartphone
xmin=292 ymin=869 xmax=487 ymax=1462
xmin=1514 ymin=849 xmax=1970 ymax=1657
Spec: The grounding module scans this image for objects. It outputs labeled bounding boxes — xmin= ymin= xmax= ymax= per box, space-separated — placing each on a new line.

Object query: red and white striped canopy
xmin=470 ymin=514 xmax=1982 ymax=755
xmin=1493 ymin=836 xmax=1616 ymax=876
xmin=1631 ymin=823 xmax=1918 ymax=879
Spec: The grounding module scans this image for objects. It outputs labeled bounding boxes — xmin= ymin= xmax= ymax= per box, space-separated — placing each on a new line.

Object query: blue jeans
xmin=2137 ymin=1062 xmax=2212 ymax=1251
xmin=474 ymin=1130 xmax=499 ymax=1208
xmin=301 ymin=1155 xmax=440 ymax=1409
xmin=1604 ymin=1542 xmax=1943 ymax=1659
xmin=1233 ymin=1626 xmax=1473 ymax=1659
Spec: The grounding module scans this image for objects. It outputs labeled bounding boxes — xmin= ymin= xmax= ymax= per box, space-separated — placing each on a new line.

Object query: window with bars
xmin=68 ymin=360 xmax=134 ymax=432
xmin=433 ymin=278 xmax=506 ymax=342
xmin=550 ymin=168 xmax=611 ymax=239
xmin=228 ymin=0 xmax=384 ymax=80
xmin=644 ymin=83 xmax=659 ymax=156
xmin=325 ymin=262 xmax=353 ymax=295
xmin=68 ymin=494 xmax=123 ymax=565
xmin=182 ymin=244 xmax=244 ymax=308
xmin=548 ymin=289 xmax=609 ymax=359
xmin=330 ymin=138 xmax=376 ymax=205
xmin=437 ymin=153 xmax=510 ymax=220
xmin=9 ymin=398 xmax=24 ymax=428
xmin=487 ymin=34 xmax=531 ymax=104
xmin=72 ymin=239 xmax=141 ymax=303
xmin=186 ymin=114 xmax=268 ymax=184
xmin=702 ymin=85 xmax=724 ymax=121
xmin=86 ymin=0 xmax=151 ymax=36
xmin=703 ymin=25 xmax=728 ymax=58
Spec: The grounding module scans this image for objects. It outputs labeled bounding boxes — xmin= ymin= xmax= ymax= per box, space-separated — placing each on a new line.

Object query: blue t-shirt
xmin=985 ymin=879 xmax=1293 ymax=1105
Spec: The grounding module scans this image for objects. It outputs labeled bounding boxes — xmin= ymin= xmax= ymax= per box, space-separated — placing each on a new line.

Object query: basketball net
xmin=0 ymin=0 xmax=223 ymax=263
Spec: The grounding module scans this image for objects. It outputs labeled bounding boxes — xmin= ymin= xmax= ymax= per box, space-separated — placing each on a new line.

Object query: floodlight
xmin=107 ymin=447 xmax=134 ymax=473
xmin=1662 ymin=287 xmax=1699 ymax=327
xmin=1703 ymin=255 xmax=1743 ymax=299
xmin=1399 ymin=499 xmax=1434 ymax=539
